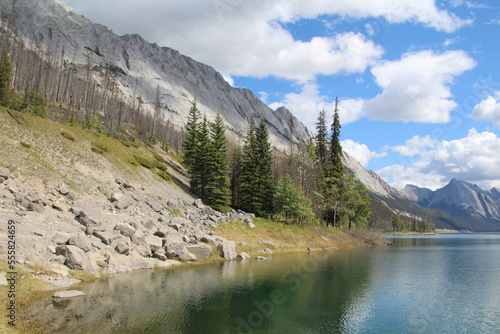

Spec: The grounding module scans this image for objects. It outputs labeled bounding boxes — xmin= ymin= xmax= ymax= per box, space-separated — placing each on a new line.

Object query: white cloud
xmin=342 ymin=139 xmax=387 ymax=167
xmin=365 ymin=50 xmax=476 ymax=123
xmin=268 ymin=82 xmax=365 ymax=131
xmin=390 ymin=135 xmax=437 ymax=156
xmin=65 ymin=0 xmax=470 ymax=81
xmin=472 ymin=92 xmax=500 ymax=128
xmin=378 ymin=129 xmax=500 ymax=190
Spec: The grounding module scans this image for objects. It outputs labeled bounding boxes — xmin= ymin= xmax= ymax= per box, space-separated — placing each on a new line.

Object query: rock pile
xmin=0 ymin=172 xmax=256 ymax=277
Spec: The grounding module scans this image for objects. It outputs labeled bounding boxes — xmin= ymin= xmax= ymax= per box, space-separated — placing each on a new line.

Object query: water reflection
xmin=26 ymin=235 xmax=500 ymax=334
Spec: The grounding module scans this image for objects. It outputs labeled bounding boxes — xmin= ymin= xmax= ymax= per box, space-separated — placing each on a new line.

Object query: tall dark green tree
xmin=206 ymin=113 xmax=231 ymax=212
xmin=240 ymin=121 xmax=260 ymax=213
xmin=255 ymin=118 xmax=275 ymax=215
xmin=183 ymin=99 xmax=201 ymax=170
xmin=193 ymin=114 xmax=212 ymax=196
xmin=329 ymin=97 xmax=343 ymax=180
xmin=0 ymin=50 xmax=11 ymax=106
xmin=315 ymin=108 xmax=328 ymax=169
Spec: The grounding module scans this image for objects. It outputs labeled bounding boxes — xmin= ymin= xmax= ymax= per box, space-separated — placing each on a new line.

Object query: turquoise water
xmin=27 ymin=234 xmax=500 ymax=333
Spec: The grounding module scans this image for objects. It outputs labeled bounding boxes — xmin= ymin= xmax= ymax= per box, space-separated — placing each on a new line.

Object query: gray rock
xmin=165 ymin=243 xmax=197 ymax=261
xmin=148 ymin=200 xmax=163 ymax=213
xmin=59 ymin=182 xmax=69 ymax=196
xmin=68 ymin=235 xmax=93 ymax=252
xmin=201 ymin=235 xmax=218 ymax=246
xmin=28 ymin=202 xmax=45 ymax=213
xmin=52 ymin=290 xmax=85 ymax=298
xmin=237 ymin=252 xmax=251 ymax=260
xmin=218 ymin=241 xmax=237 ymax=260
xmin=135 ymin=243 xmax=152 ymax=257
xmin=93 ymin=231 xmax=119 ymax=245
xmin=186 ymin=244 xmax=212 ymax=260
xmin=259 ymin=240 xmax=276 ymax=247
xmin=153 ymin=248 xmax=168 ymax=261
xmin=164 ymin=232 xmax=184 ymax=245
xmin=56 ymin=245 xmax=89 ymax=271
xmin=193 ymin=198 xmax=204 ymax=208
xmin=52 ymin=232 xmax=71 ymax=245
xmin=256 ymin=256 xmax=267 ymax=260
xmin=115 ymin=242 xmax=130 ymax=255
xmin=114 ymin=223 xmax=136 ymax=237
xmin=115 ymin=195 xmax=133 ymax=210
xmin=144 ymin=235 xmax=163 ymax=252
xmin=264 ymin=248 xmax=273 ymax=254
xmin=110 ymin=192 xmax=123 ymax=202
xmin=47 ymin=245 xmax=57 ymax=254
xmin=0 ymin=167 xmax=11 ymax=179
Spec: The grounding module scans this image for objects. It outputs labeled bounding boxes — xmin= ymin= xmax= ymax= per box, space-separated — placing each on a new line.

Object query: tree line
xmin=183 ymin=98 xmax=372 ymax=228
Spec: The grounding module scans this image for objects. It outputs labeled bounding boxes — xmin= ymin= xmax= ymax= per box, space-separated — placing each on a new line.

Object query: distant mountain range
xmin=402 ymin=179 xmax=500 ymax=231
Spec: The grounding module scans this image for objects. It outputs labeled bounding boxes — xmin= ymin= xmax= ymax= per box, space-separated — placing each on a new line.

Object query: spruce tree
xmin=206 ymin=113 xmax=231 ymax=212
xmin=240 ymin=122 xmax=260 ymax=213
xmin=255 ymin=118 xmax=274 ymax=215
xmin=183 ymin=99 xmax=200 ymax=169
xmin=329 ymin=97 xmax=343 ymax=180
xmin=0 ymin=50 xmax=11 ymax=106
xmin=315 ymin=108 xmax=328 ymax=169
xmin=194 ymin=115 xmax=212 ymax=196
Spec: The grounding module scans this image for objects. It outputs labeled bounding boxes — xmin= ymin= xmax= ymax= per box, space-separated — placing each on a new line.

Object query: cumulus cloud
xmin=390 ymin=135 xmax=437 ymax=156
xmin=342 ymin=139 xmax=387 ymax=167
xmin=378 ymin=129 xmax=500 ymax=190
xmin=65 ymin=0 xmax=469 ymax=81
xmin=364 ymin=50 xmax=476 ymax=123
xmin=472 ymin=92 xmax=500 ymax=128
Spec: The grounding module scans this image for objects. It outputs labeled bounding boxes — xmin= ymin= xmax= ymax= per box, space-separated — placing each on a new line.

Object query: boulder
xmin=259 ymin=240 xmax=276 ymax=247
xmin=193 ymin=198 xmax=204 ymax=208
xmin=237 ymin=252 xmax=251 ymax=260
xmin=186 ymin=244 xmax=213 ymax=260
xmin=134 ymin=243 xmax=152 ymax=257
xmin=93 ymin=231 xmax=119 ymax=245
xmin=115 ymin=242 xmax=130 ymax=255
xmin=110 ymin=192 xmax=123 ymax=202
xmin=115 ymin=195 xmax=133 ymax=210
xmin=52 ymin=232 xmax=71 ymax=245
xmin=164 ymin=232 xmax=184 ymax=245
xmin=52 ymin=290 xmax=85 ymax=298
xmin=68 ymin=235 xmax=93 ymax=252
xmin=153 ymin=248 xmax=168 ymax=261
xmin=218 ymin=241 xmax=237 ymax=260
xmin=256 ymin=256 xmax=267 ymax=260
xmin=201 ymin=235 xmax=218 ymax=246
xmin=59 ymin=182 xmax=69 ymax=196
xmin=148 ymin=200 xmax=163 ymax=213
xmin=114 ymin=223 xmax=136 ymax=237
xmin=165 ymin=243 xmax=197 ymax=261
xmin=0 ymin=167 xmax=11 ymax=179
xmin=264 ymin=248 xmax=273 ymax=254
xmin=56 ymin=245 xmax=97 ymax=273
xmin=144 ymin=235 xmax=163 ymax=252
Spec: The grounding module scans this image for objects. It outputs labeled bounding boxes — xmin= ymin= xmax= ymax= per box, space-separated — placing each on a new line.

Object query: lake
xmin=26 ymin=233 xmax=500 ymax=333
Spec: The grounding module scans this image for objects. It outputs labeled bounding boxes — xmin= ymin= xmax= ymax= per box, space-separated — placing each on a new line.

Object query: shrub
xmin=61 ymin=131 xmax=76 ymax=141
xmin=91 ymin=142 xmax=108 ymax=154
xmin=152 ymin=152 xmax=165 ymax=163
xmin=20 ymin=141 xmax=31 ymax=148
xmin=157 ymin=170 xmax=172 ymax=182
xmin=26 ymin=91 xmax=46 ymax=117
xmin=134 ymin=156 xmax=156 ymax=169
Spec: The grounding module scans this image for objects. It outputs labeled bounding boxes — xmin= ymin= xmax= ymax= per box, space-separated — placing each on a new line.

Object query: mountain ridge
xmin=403 ymin=179 xmax=500 ymax=231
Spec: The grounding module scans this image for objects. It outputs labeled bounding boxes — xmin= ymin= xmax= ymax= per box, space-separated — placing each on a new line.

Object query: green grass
xmin=60 ymin=131 xmax=76 ymax=141
xmin=157 ymin=170 xmax=172 ymax=182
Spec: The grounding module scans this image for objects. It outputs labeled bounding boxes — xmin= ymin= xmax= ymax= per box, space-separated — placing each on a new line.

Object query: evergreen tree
xmin=255 ymin=118 xmax=275 ymax=215
xmin=274 ymin=175 xmax=315 ymax=225
xmin=315 ymin=108 xmax=328 ymax=169
xmin=206 ymin=113 xmax=231 ymax=212
xmin=183 ymin=99 xmax=200 ymax=169
xmin=0 ymin=50 xmax=11 ymax=106
xmin=193 ymin=114 xmax=212 ymax=196
xmin=329 ymin=97 xmax=343 ymax=180
xmin=240 ymin=122 xmax=260 ymax=213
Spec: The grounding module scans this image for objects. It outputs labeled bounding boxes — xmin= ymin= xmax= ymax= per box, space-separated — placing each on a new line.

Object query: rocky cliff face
xmin=0 ymin=0 xmax=313 ymax=148
xmin=403 ymin=179 xmax=500 ymax=231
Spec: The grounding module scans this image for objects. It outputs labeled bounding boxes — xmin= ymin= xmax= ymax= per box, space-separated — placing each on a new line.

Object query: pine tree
xmin=240 ymin=122 xmax=260 ymax=213
xmin=255 ymin=118 xmax=275 ymax=215
xmin=193 ymin=114 xmax=212 ymax=196
xmin=183 ymin=99 xmax=201 ymax=188
xmin=0 ymin=49 xmax=11 ymax=106
xmin=206 ymin=113 xmax=231 ymax=212
xmin=315 ymin=108 xmax=328 ymax=169
xmin=329 ymin=97 xmax=343 ymax=180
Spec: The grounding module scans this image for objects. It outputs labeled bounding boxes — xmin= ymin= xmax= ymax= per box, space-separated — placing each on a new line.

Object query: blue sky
xmin=65 ymin=0 xmax=500 ymax=190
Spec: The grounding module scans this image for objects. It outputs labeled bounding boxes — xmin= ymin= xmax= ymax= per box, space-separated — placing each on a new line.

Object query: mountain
xmin=403 ymin=179 xmax=500 ymax=231
xmin=0 ymin=0 xmax=312 ymax=149
xmin=1 ymin=0 xmax=460 ymax=230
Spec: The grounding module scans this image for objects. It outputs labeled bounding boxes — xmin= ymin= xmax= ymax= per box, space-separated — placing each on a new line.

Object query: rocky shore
xmin=0 ymin=166 xmax=255 ymax=290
